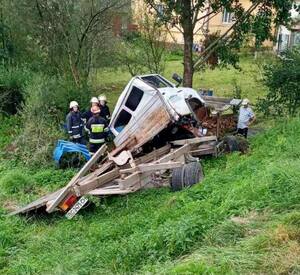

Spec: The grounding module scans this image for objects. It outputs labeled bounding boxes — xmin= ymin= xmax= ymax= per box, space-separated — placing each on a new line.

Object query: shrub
xmin=257 ymin=48 xmax=300 ymax=116
xmin=0 ymin=67 xmax=31 ymax=115
xmin=15 ymin=74 xmax=92 ymax=166
xmin=117 ymin=12 xmax=167 ymax=76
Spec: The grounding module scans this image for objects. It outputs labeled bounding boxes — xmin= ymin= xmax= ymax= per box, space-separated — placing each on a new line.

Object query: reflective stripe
xmin=72 ymin=134 xmax=82 ymax=139
xmin=71 ymin=124 xmax=83 ymax=129
xmin=84 ymin=126 xmax=90 ymax=134
xmin=91 ymin=124 xmax=104 ymax=133
xmin=68 ymin=131 xmax=73 ymax=134
xmin=104 ymin=127 xmax=109 ymax=132
xmin=89 ymin=138 xmax=105 ymax=144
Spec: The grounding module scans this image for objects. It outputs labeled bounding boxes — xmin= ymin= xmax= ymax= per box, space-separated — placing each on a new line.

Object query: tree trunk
xmin=181 ymin=0 xmax=194 ymax=88
xmin=183 ymin=28 xmax=194 ymax=87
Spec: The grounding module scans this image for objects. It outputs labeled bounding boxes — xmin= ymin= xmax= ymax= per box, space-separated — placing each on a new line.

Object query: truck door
xmin=110 ymin=78 xmax=172 ymax=151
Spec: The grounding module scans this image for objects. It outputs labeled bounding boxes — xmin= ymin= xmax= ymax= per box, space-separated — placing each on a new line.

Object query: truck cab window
xmin=125 ymin=86 xmax=144 ymax=111
xmin=114 ymin=110 xmax=132 ymax=132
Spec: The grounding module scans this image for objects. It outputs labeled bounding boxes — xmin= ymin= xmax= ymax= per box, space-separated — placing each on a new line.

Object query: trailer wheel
xmin=171 ymin=166 xmax=185 ymax=191
xmin=171 ymin=162 xmax=204 ymax=191
xmin=184 ymin=162 xmax=204 ymax=187
xmin=223 ymin=135 xmax=239 ymax=152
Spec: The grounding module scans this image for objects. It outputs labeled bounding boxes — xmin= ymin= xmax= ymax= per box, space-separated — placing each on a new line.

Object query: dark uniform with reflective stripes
xmin=66 ymin=111 xmax=85 ymax=144
xmin=86 ymin=115 xmax=108 ymax=154
xmin=81 ymin=110 xmax=93 ymax=124
xmin=99 ymin=104 xmax=111 ymax=122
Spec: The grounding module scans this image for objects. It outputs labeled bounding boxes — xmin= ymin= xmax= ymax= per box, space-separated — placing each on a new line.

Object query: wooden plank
xmin=118 ymin=172 xmax=141 ymax=190
xmin=109 ymin=137 xmax=136 ymax=157
xmin=88 ymin=188 xmax=133 ymax=196
xmin=77 ymin=161 xmax=114 ymax=186
xmin=118 ymin=169 xmax=157 ymax=191
xmin=190 ymin=148 xmax=216 ymax=156
xmin=139 ymin=161 xmax=183 ymax=172
xmin=46 ymin=144 xmax=107 ymax=213
xmin=170 ymin=136 xmax=217 ymax=146
xmin=120 ymin=161 xmax=183 ymax=174
xmin=134 ymin=144 xmax=171 ymax=165
xmin=157 ymin=144 xmax=191 ymax=163
xmin=9 ymin=187 xmax=65 ymax=215
xmin=74 ymin=168 xmax=120 ymax=196
xmin=201 ymin=95 xmax=232 ymax=104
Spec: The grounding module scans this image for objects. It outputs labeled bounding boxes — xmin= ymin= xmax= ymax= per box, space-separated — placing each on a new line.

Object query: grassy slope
xmin=1 ymin=117 xmax=299 ymax=274
xmin=1 ymin=57 xmax=299 ymax=274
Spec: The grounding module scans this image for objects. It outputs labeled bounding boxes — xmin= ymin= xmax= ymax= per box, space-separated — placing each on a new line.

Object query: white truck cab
xmin=109 ymin=74 xmax=206 ymax=151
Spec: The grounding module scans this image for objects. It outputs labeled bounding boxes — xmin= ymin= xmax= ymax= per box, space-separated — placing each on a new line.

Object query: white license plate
xmin=65 ymin=196 xmax=88 ymax=219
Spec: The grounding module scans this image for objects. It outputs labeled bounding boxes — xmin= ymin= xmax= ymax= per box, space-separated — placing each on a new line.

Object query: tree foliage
xmin=118 ymin=11 xmax=167 ymax=76
xmin=257 ymin=48 xmax=300 ymax=117
xmin=1 ymin=0 xmax=128 ymax=86
xmin=145 ymin=0 xmax=296 ymax=87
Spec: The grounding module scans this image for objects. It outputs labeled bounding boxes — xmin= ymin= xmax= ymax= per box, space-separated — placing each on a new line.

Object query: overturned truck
xmin=10 ymin=74 xmax=243 ymax=218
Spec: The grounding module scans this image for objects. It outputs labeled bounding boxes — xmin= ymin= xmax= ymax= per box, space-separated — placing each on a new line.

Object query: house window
xmin=156 ymin=4 xmax=164 ymax=17
xmin=222 ymin=9 xmax=234 ymax=23
xmin=293 ymin=32 xmax=300 ymax=46
xmin=114 ymin=110 xmax=132 ymax=132
xmin=121 ymin=16 xmax=128 ymax=30
xmin=125 ymin=86 xmax=144 ymax=111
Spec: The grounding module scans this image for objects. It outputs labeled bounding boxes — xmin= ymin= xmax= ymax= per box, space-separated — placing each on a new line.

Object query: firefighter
xmin=86 ymin=105 xmax=109 ymax=155
xmin=98 ymin=94 xmax=111 ymax=122
xmin=66 ymin=101 xmax=85 ymax=144
xmin=237 ymin=98 xmax=255 ymax=138
xmin=82 ymin=97 xmax=99 ymax=123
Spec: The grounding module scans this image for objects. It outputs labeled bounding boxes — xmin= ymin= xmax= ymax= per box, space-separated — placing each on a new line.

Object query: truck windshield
xmin=141 ymin=75 xmax=173 ymax=88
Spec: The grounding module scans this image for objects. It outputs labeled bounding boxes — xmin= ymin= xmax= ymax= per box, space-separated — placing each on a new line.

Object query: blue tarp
xmin=53 ymin=140 xmax=91 ymax=164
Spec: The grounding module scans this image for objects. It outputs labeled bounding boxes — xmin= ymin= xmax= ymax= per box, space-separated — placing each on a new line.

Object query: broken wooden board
xmin=134 ymin=144 xmax=171 ymax=164
xmin=9 ymin=187 xmax=65 ymax=215
xmin=190 ymin=147 xmax=216 ymax=156
xmin=88 ymin=188 xmax=134 ymax=196
xmin=120 ymin=161 xmax=183 ymax=174
xmin=46 ymin=144 xmax=107 ymax=213
xmin=157 ymin=144 xmax=191 ymax=163
xmin=170 ymin=136 xmax=217 ymax=146
xmin=74 ymin=168 xmax=120 ymax=196
xmin=117 ymin=171 xmax=153 ymax=191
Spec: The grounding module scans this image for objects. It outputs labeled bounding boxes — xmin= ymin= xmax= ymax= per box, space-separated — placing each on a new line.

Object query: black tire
xmin=171 ymin=162 xmax=204 ymax=191
xmin=235 ymin=135 xmax=250 ymax=154
xmin=184 ymin=162 xmax=204 ymax=188
xmin=223 ymin=135 xmax=239 ymax=152
xmin=171 ymin=166 xmax=185 ymax=191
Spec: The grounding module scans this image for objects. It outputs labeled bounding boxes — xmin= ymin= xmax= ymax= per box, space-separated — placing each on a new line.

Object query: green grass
xmin=93 ymin=56 xmax=268 ymax=110
xmin=1 ymin=57 xmax=299 ymax=274
xmin=1 ymin=115 xmax=300 ymax=274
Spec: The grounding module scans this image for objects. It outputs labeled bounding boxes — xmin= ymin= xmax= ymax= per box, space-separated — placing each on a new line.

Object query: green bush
xmin=257 ymin=48 xmax=300 ymax=116
xmin=0 ymin=67 xmax=31 ymax=115
xmin=14 ymin=74 xmax=93 ymax=166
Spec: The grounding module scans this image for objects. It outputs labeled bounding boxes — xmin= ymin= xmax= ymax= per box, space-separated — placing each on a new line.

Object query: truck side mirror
xmin=172 ymin=73 xmax=183 ymax=87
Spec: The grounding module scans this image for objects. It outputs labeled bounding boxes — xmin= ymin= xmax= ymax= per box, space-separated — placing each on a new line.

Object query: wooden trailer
xmin=10 ymin=75 xmax=243 ymax=218
xmin=10 ymin=136 xmax=221 ymax=218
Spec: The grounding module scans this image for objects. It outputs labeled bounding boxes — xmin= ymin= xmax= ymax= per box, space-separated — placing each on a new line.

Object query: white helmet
xmin=90 ymin=97 xmax=99 ymax=104
xmin=241 ymin=98 xmax=250 ymax=106
xmin=98 ymin=94 xmax=107 ymax=102
xmin=69 ymin=101 xmax=79 ymax=109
